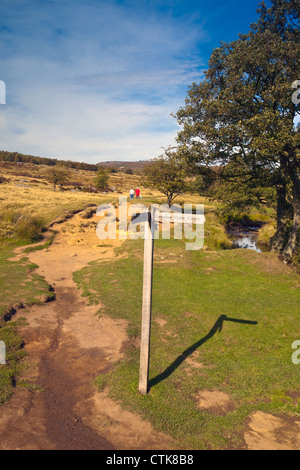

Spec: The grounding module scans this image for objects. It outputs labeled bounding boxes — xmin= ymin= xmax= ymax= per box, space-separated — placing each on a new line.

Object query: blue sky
xmin=0 ymin=0 xmax=268 ymax=163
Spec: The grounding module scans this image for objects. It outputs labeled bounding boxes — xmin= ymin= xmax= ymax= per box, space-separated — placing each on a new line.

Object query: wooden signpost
xmin=133 ymin=205 xmax=205 ymax=395
xmin=138 ymin=207 xmax=154 ymax=394
xmin=154 ymin=211 xmax=204 ymax=225
xmin=0 ymin=340 xmax=5 ymax=365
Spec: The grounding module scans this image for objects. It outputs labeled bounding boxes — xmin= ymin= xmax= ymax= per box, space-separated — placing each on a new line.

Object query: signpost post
xmin=134 ymin=204 xmax=205 ymax=395
xmin=138 ymin=207 xmax=154 ymax=394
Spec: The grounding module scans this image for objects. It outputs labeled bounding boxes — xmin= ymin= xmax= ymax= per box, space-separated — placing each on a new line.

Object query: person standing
xmin=135 ymin=187 xmax=140 ymax=198
xmin=129 ymin=188 xmax=135 ymax=200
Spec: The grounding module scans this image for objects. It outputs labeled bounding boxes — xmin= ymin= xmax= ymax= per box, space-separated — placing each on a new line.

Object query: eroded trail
xmin=0 ymin=211 xmax=173 ymax=450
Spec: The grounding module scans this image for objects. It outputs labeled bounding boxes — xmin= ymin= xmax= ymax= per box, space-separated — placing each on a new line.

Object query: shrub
xmin=257 ymin=223 xmax=276 ymax=249
xmin=94 ymin=169 xmax=109 ymax=191
xmin=15 ymin=215 xmax=45 ymax=242
xmin=1 ymin=209 xmax=23 ymax=224
xmin=204 ymin=212 xmax=232 ymax=250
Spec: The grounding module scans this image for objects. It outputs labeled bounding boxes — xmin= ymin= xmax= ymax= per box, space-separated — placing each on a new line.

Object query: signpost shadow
xmin=148 ymin=315 xmax=258 ymax=390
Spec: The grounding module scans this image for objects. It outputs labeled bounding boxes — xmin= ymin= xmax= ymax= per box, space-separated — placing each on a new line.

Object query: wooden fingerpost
xmin=139 ymin=206 xmax=155 ymax=395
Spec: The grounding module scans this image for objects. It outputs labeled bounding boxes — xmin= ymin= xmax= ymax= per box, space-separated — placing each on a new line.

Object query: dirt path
xmin=0 ymin=211 xmax=174 ymax=450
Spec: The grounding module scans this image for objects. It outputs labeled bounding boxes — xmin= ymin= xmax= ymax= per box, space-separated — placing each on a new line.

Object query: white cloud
xmin=0 ymin=0 xmax=206 ymax=162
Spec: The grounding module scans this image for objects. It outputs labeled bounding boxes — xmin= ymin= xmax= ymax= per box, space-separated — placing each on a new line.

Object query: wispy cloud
xmin=0 ymin=0 xmax=208 ymax=162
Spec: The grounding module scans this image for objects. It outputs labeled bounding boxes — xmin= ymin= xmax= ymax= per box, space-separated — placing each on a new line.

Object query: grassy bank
xmin=0 ymin=246 xmax=55 ymax=404
xmin=74 ymin=235 xmax=300 ymax=449
xmin=0 ymin=318 xmax=26 ymax=405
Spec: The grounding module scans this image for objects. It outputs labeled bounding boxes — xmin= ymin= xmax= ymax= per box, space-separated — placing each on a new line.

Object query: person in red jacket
xmin=135 ymin=187 xmax=140 ymax=198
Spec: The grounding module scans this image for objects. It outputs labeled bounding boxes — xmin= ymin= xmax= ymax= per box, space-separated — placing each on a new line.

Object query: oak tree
xmin=142 ymin=147 xmax=188 ymax=205
xmin=175 ymin=0 xmax=300 ymax=262
xmin=47 ymin=164 xmax=69 ymax=191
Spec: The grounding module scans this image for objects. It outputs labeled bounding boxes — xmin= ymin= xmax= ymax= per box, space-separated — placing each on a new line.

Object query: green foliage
xmin=192 ymin=163 xmax=277 ymax=217
xmin=94 ymin=168 xmax=109 ymax=191
xmin=142 ymin=148 xmax=189 ymax=205
xmin=175 ymin=0 xmax=300 ymax=261
xmin=46 ymin=164 xmax=69 ymax=191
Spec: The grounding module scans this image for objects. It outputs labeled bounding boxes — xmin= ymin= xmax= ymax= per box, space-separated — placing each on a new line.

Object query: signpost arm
xmin=139 ymin=207 xmax=154 ymax=395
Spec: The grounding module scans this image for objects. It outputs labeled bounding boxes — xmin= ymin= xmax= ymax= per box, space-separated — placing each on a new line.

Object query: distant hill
xmin=97 ymin=160 xmax=148 ymax=171
xmin=0 ymin=150 xmax=149 ymax=173
xmin=0 ymin=150 xmax=99 ymax=171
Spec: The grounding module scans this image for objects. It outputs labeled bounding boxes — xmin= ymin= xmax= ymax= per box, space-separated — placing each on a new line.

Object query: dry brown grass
xmin=0 ymin=161 xmax=214 ymax=239
xmin=0 ymin=162 xmax=137 ymax=227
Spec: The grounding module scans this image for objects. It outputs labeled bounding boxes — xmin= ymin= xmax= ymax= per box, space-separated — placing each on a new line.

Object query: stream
xmin=227 ymin=227 xmax=264 ymax=253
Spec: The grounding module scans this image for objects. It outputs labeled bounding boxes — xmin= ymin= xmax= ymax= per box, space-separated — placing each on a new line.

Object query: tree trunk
xmin=167 ymin=194 xmax=173 ymax=206
xmin=281 ymin=176 xmax=300 ymax=262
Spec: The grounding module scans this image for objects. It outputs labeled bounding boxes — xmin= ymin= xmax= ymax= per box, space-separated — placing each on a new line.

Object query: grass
xmin=0 ymin=246 xmax=55 ymax=317
xmin=203 ymin=211 xmax=232 ymax=250
xmin=257 ymin=223 xmax=276 ymax=249
xmin=23 ymin=230 xmax=56 ymax=253
xmin=0 ymin=318 xmax=27 ymax=405
xmin=0 ymin=209 xmax=45 ymax=243
xmin=74 ymin=236 xmax=300 ymax=449
xmin=219 ymin=207 xmax=275 ymax=227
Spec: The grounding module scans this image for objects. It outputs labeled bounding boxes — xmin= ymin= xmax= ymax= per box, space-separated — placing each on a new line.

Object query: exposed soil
xmin=0 ymin=211 xmax=173 ymax=450
xmin=195 ymin=390 xmax=236 ymax=416
xmin=195 ymin=391 xmax=300 ymax=450
xmin=244 ymin=411 xmax=300 ymax=450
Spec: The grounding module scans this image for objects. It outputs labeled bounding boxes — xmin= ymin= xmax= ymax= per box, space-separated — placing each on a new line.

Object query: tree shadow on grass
xmin=149 ymin=314 xmax=258 ymax=390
